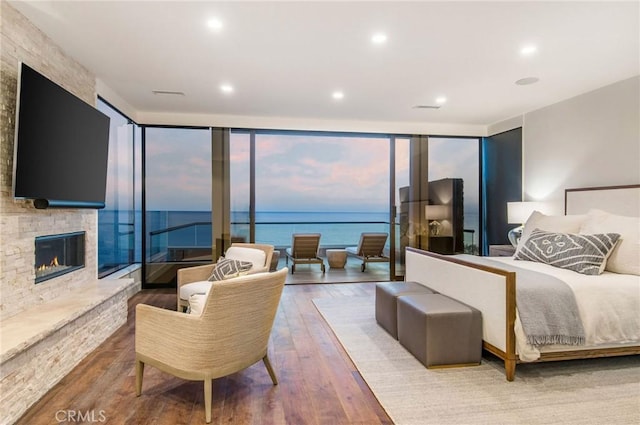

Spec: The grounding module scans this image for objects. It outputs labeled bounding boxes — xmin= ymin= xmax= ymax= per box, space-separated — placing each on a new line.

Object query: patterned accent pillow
xmin=514 ymin=229 xmax=621 ymax=275
xmin=207 ymin=257 xmax=253 ymax=281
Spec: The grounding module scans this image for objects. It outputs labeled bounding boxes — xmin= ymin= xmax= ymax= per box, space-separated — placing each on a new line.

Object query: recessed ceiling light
xmin=152 ymin=90 xmax=185 ymax=96
xmin=520 ymin=44 xmax=537 ymax=56
xmin=332 ymin=91 xmax=344 ymax=100
xmin=220 ymin=84 xmax=234 ymax=93
xmin=371 ymin=33 xmax=387 ymax=44
xmin=412 ymin=105 xmax=440 ymax=110
xmin=207 ymin=18 xmax=223 ymax=31
xmin=435 ymin=96 xmax=447 ymax=105
xmin=515 ymin=77 xmax=539 ymax=85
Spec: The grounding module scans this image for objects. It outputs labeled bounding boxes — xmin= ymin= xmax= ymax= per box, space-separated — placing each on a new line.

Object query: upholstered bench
xmin=375 ymin=282 xmax=436 ymax=339
xmin=397 ymin=293 xmax=482 ymax=368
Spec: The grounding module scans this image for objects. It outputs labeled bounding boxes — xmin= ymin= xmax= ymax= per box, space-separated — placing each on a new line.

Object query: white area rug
xmin=313 ymin=295 xmax=640 ymax=425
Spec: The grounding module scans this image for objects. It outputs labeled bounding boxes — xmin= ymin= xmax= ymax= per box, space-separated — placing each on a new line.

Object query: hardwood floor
xmin=16 ymin=283 xmax=393 ymax=425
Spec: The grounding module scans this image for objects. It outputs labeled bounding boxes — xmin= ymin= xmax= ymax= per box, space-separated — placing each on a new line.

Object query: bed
xmin=405 ymin=184 xmax=640 ymax=381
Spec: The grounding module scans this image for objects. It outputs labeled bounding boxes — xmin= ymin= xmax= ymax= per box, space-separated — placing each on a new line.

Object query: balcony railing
xmin=148 ymin=220 xmax=479 ymax=262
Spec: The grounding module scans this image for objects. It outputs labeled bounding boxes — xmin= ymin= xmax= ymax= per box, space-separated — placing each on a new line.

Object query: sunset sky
xmin=143 ymin=127 xmax=478 ymax=213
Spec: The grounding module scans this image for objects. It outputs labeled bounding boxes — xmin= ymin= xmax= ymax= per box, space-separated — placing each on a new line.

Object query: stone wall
xmin=0 ymin=2 xmax=99 ymax=320
xmin=0 ymin=286 xmax=129 ymax=425
xmin=0 ymin=5 xmax=141 ymax=423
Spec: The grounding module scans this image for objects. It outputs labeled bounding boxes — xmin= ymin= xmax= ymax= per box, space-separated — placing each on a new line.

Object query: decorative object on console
xmin=425 ymin=204 xmax=449 ymax=236
xmin=506 ymin=201 xmax=552 ymax=247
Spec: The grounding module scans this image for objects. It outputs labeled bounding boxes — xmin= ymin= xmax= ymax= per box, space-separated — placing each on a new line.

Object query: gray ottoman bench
xmin=397 ymin=293 xmax=482 ymax=368
xmin=375 ymin=282 xmax=436 ymax=339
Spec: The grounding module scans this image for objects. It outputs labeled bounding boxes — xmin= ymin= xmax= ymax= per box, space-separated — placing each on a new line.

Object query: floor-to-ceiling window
xmin=144 ymin=126 xmax=212 ymax=284
xmin=95 ymin=109 xmax=485 ymax=284
xmin=253 ymin=131 xmax=390 ymax=248
xmin=393 ymin=137 xmax=411 ymax=277
xmin=97 ymin=99 xmax=139 ymax=277
xmin=428 ymin=137 xmax=481 ymax=254
xmin=229 ymin=131 xmax=251 ymax=243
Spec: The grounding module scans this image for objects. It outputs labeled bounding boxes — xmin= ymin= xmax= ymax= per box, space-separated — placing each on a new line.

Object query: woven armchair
xmin=135 ymin=267 xmax=287 ymax=423
xmin=176 ymin=243 xmax=274 ymax=311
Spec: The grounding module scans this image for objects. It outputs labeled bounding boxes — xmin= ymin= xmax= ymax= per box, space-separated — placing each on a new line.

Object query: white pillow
xmin=580 ymin=209 xmax=640 ymax=275
xmin=188 ymin=293 xmax=207 ymax=316
xmin=516 ymin=211 xmax=587 ymax=256
xmin=225 ymin=246 xmax=266 ymax=272
xmin=179 ymin=280 xmax=212 ymax=302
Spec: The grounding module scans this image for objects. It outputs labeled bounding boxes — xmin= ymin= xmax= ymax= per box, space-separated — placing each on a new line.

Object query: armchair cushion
xmin=225 ymin=247 xmax=267 ymax=272
xmin=180 ymin=281 xmax=212 ymax=303
xmin=188 ymin=293 xmax=207 ymax=316
xmin=207 ymin=257 xmax=253 ymax=281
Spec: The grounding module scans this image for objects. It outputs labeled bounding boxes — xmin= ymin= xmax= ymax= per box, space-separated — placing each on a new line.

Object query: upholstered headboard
xmin=565 ymin=184 xmax=640 ymax=217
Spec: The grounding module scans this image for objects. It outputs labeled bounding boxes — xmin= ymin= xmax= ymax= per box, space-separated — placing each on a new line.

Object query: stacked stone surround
xmin=0 ymin=4 xmax=139 ymax=424
xmin=0 ymin=286 xmax=129 ymax=425
xmin=1 ymin=1 xmax=99 ymax=320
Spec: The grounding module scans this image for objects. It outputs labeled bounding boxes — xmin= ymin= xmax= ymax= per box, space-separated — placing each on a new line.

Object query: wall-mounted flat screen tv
xmin=13 ymin=62 xmax=110 ymax=209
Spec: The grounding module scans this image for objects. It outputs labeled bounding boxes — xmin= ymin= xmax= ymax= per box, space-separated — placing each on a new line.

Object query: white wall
xmin=525 ymin=76 xmax=639 ymax=205
xmin=502 ymin=76 xmax=639 ymax=213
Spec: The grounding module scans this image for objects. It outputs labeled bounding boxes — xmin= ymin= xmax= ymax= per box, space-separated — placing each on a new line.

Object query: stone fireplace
xmin=35 ymin=231 xmax=85 ymax=284
xmin=0 ymin=5 xmax=140 ymax=423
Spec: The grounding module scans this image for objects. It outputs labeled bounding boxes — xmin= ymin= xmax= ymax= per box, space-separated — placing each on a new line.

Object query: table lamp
xmin=506 ymin=201 xmax=547 ymax=246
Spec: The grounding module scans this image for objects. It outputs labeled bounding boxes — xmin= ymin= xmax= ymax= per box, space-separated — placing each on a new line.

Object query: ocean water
xmin=149 ymin=210 xmax=390 ymax=248
xmin=98 ymin=210 xmax=480 ymax=267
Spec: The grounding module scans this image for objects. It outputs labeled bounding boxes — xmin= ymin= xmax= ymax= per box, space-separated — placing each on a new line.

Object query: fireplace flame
xmin=37 ymin=257 xmax=60 ymax=272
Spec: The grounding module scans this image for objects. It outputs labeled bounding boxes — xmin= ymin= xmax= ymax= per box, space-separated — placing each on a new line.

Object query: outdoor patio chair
xmin=285 ymin=233 xmax=325 ymax=274
xmin=345 ymin=232 xmax=390 ymax=271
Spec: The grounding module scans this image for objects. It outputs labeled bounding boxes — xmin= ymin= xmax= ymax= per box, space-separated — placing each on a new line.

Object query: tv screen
xmin=13 ymin=62 xmax=110 ymax=209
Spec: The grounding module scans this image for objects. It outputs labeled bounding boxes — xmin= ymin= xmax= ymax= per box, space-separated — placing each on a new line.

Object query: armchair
xmin=177 ymin=243 xmax=274 ymax=311
xmin=135 ymin=268 xmax=287 ymax=423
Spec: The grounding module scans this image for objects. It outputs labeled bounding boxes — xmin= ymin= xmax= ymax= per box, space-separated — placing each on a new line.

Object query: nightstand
xmin=489 ymin=244 xmax=516 ymax=257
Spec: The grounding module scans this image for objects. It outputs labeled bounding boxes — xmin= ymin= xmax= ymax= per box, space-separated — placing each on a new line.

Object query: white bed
xmin=405 ymin=184 xmax=640 ymax=381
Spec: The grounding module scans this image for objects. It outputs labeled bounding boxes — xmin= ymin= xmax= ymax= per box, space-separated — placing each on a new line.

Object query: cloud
xmin=142 ymin=129 xmax=480 ymax=213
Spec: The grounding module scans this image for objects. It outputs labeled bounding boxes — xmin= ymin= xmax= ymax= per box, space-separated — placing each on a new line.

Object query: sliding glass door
xmin=428 ymin=137 xmax=481 ymax=254
xmin=143 ymin=127 xmax=213 ymax=285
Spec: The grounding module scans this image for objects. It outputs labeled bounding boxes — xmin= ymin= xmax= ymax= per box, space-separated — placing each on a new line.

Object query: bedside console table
xmin=489 ymin=245 xmax=516 ymax=257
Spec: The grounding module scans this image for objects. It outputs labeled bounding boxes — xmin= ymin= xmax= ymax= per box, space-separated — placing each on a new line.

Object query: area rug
xmin=313 ymin=295 xmax=640 ymax=425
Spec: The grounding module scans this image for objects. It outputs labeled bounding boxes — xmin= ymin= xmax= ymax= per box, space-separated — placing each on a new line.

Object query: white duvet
xmin=491 ymin=258 xmax=640 ymax=361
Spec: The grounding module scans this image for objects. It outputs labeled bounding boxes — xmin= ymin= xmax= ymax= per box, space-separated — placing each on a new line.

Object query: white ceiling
xmin=9 ymin=1 xmax=640 ymax=132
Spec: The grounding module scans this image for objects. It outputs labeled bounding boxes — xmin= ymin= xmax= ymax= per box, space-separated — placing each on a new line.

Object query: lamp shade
xmin=507 ymin=201 xmax=549 ymax=224
xmin=425 ymin=204 xmax=449 ymax=220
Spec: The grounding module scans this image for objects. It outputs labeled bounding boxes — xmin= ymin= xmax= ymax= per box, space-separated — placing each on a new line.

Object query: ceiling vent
xmin=152 ymin=90 xmax=185 ymax=96
xmin=412 ymin=105 xmax=441 ymax=110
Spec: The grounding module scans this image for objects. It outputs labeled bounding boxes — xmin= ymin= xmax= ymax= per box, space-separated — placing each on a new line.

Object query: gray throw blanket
xmin=456 ymin=255 xmax=585 ymax=347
